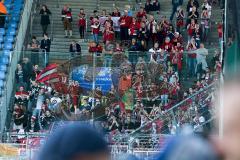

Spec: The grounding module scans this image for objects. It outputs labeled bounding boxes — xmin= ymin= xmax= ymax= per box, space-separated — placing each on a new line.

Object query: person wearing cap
xmin=37 ymin=124 xmax=110 ymax=160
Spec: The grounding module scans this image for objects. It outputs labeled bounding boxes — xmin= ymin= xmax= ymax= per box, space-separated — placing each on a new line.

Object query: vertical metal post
xmin=219 ymin=0 xmax=228 ymax=139
xmin=92 ymin=53 xmax=96 ymax=108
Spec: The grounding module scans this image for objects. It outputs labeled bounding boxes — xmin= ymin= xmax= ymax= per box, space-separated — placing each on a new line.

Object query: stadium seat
xmin=9 ymin=22 xmax=17 ymax=29
xmin=11 ymin=16 xmax=19 ymax=23
xmin=3 ymin=43 xmax=13 ymax=50
xmin=0 ymin=71 xmax=5 ymax=80
xmin=0 ymin=36 xmax=4 ymax=43
xmin=0 ymin=79 xmax=4 ymax=88
xmin=0 ymin=28 xmax=5 ymax=36
xmin=0 ymin=56 xmax=9 ymax=65
xmin=6 ymin=35 xmax=14 ymax=43
xmin=0 ymin=64 xmax=7 ymax=72
xmin=6 ymin=28 xmax=16 ymax=36
xmin=3 ymin=50 xmax=11 ymax=58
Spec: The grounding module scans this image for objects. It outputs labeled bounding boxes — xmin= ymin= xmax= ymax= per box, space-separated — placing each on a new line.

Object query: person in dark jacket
xmin=69 ymin=40 xmax=81 ymax=57
xmin=40 ymin=33 xmax=51 ymax=67
xmin=170 ymin=0 xmax=181 ymax=21
xmin=39 ymin=5 xmax=51 ymax=35
xmin=145 ymin=0 xmax=152 ymax=13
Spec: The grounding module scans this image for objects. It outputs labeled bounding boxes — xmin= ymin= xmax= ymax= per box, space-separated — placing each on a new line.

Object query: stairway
xmin=31 ymin=0 xmax=222 ymax=62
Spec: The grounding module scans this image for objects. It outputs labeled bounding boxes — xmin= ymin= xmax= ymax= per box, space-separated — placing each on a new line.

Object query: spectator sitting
xmin=69 ymin=40 xmax=81 ymax=57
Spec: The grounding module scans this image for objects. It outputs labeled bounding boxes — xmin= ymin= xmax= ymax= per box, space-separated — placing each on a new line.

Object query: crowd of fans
xmin=11 ymin=0 xmax=222 ymax=142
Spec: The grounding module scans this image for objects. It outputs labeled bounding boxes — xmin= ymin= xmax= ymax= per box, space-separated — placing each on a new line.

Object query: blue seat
xmin=0 ymin=79 xmax=4 ymax=88
xmin=0 ymin=28 xmax=5 ymax=35
xmin=0 ymin=71 xmax=5 ymax=80
xmin=9 ymin=22 xmax=17 ymax=28
xmin=0 ymin=56 xmax=9 ymax=65
xmin=3 ymin=50 xmax=11 ymax=58
xmin=6 ymin=28 xmax=16 ymax=36
xmin=11 ymin=16 xmax=19 ymax=22
xmin=4 ymin=43 xmax=13 ymax=50
xmin=0 ymin=36 xmax=4 ymax=43
xmin=0 ymin=64 xmax=7 ymax=72
xmin=6 ymin=36 xmax=14 ymax=43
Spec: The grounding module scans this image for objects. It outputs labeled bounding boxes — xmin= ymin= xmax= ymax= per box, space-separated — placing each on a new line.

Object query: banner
xmin=99 ymin=16 xmax=120 ymax=32
xmin=71 ymin=65 xmax=112 ymax=94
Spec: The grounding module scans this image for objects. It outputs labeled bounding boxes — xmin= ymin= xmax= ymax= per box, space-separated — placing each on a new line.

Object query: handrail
xmin=50 ymin=15 xmax=54 ymax=41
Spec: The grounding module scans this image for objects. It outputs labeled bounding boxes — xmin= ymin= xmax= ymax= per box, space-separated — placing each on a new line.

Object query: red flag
xmin=36 ymin=64 xmax=58 ymax=83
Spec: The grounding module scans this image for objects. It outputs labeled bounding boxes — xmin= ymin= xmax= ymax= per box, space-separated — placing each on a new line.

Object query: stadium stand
xmin=0 ymin=0 xmax=226 ymax=159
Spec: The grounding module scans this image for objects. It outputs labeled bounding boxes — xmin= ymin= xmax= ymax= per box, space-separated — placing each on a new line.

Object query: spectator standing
xmin=91 ymin=17 xmax=100 ymax=43
xmin=111 ymin=7 xmax=121 ymax=17
xmin=152 ymin=0 xmax=160 ymax=12
xmin=27 ymin=36 xmax=40 ymax=66
xmin=170 ymin=0 xmax=181 ymax=21
xmin=61 ymin=5 xmax=73 ymax=38
xmin=15 ymin=64 xmax=27 ymax=89
xmin=195 ymin=43 xmax=208 ymax=79
xmin=69 ymin=40 xmax=81 ymax=57
xmin=39 ymin=5 xmax=51 ymax=35
xmin=201 ymin=8 xmax=210 ymax=41
xmin=40 ymin=33 xmax=51 ymax=67
xmin=176 ymin=6 xmax=185 ymax=32
xmin=186 ymin=38 xmax=197 ymax=77
xmin=119 ymin=10 xmax=132 ymax=42
xmin=78 ymin=8 xmax=86 ymax=39
xmin=145 ymin=0 xmax=152 ymax=13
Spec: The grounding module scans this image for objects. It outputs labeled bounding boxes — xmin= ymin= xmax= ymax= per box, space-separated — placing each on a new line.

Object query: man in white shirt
xmin=194 ymin=43 xmax=208 ymax=73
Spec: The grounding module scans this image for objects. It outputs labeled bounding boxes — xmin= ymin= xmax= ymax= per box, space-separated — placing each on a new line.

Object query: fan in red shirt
xmin=128 ymin=17 xmax=140 ymax=40
xmin=89 ymin=41 xmax=103 ymax=55
xmin=161 ymin=37 xmax=173 ymax=53
xmin=136 ymin=7 xmax=146 ymax=22
xmin=217 ymin=22 xmax=223 ymax=49
xmin=78 ymin=9 xmax=86 ymax=39
xmin=187 ymin=19 xmax=196 ymax=40
xmin=119 ymin=10 xmax=132 ymax=41
xmin=173 ymin=42 xmax=184 ymax=72
xmin=103 ymin=21 xmax=114 ymax=43
xmin=91 ymin=17 xmax=100 ymax=43
xmin=69 ymin=81 xmax=81 ymax=111
xmin=172 ymin=32 xmax=183 ymax=46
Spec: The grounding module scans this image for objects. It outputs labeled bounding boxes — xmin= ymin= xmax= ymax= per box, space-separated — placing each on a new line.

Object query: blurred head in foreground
xmin=218 ymin=74 xmax=240 ymax=160
xmin=156 ymin=135 xmax=219 ymax=160
xmin=37 ymin=124 xmax=109 ymax=160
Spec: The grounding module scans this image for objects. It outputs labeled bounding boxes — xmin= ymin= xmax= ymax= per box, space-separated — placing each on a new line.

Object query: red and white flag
xmin=36 ymin=64 xmax=59 ymax=84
